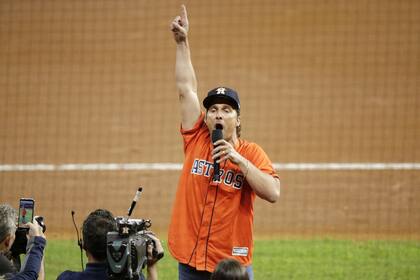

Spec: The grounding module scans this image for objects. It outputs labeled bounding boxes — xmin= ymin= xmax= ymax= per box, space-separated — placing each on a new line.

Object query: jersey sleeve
xmin=246 ymin=142 xmax=279 ymax=179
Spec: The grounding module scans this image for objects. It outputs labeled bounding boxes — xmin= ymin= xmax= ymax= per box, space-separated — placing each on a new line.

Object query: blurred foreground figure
xmin=211 ymin=259 xmax=250 ymax=280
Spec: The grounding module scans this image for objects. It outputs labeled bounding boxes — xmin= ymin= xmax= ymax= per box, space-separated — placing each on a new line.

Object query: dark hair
xmin=211 ymin=258 xmax=249 ymax=280
xmin=236 ymin=109 xmax=241 ymax=138
xmin=82 ymin=209 xmax=116 ymax=261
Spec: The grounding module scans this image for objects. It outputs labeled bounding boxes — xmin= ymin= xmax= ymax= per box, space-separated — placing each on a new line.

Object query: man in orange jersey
xmin=168 ymin=5 xmax=280 ymax=280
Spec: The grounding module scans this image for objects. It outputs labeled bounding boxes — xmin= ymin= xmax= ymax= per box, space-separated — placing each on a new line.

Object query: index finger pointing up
xmin=180 ymin=4 xmax=188 ymax=21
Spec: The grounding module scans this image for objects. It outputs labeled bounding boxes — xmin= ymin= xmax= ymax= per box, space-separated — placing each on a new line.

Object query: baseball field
xmin=1 ymin=0 xmax=419 ymax=279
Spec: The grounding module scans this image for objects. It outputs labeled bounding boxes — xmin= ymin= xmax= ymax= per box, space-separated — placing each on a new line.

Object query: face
xmin=205 ymin=103 xmax=240 ymax=142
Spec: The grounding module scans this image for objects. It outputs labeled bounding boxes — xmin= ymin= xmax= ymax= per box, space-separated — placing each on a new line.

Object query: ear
xmin=236 ymin=115 xmax=241 ymax=127
xmin=3 ymin=233 xmax=15 ymax=251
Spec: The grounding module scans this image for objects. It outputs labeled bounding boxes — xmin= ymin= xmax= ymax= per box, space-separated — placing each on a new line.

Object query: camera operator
xmin=0 ymin=204 xmax=46 ymax=280
xmin=57 ymin=209 xmax=163 ymax=280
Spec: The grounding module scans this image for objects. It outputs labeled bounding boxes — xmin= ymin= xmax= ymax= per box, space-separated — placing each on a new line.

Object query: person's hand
xmin=26 ymin=221 xmax=45 ymax=239
xmin=212 ymin=139 xmax=243 ymax=165
xmin=143 ymin=231 xmax=164 ymax=266
xmin=171 ymin=5 xmax=189 ymax=43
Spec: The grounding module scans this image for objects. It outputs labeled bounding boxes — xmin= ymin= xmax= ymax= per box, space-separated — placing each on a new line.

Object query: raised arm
xmin=171 ymin=5 xmax=201 ymax=130
xmin=14 ymin=222 xmax=46 ymax=280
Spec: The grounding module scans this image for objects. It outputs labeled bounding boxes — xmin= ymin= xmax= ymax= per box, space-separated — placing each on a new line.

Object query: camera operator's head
xmin=0 ymin=204 xmax=17 ymax=253
xmin=82 ymin=209 xmax=117 ymax=262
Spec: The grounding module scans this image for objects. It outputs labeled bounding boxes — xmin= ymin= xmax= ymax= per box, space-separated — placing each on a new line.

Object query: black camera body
xmin=107 ymin=217 xmax=159 ymax=280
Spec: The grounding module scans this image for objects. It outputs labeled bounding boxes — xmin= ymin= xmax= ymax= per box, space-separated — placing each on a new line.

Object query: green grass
xmin=44 ymin=239 xmax=420 ymax=280
xmin=253 ymin=239 xmax=420 ymax=279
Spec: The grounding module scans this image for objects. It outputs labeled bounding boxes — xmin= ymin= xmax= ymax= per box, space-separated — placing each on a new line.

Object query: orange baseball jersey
xmin=168 ymin=112 xmax=279 ymax=272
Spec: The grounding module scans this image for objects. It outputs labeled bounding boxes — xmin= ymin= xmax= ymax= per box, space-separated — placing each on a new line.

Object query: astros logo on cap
xmin=216 ymin=87 xmax=226 ymax=94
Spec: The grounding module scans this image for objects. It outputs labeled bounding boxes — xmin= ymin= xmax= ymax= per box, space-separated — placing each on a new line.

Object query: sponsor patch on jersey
xmin=232 ymin=247 xmax=249 ymax=256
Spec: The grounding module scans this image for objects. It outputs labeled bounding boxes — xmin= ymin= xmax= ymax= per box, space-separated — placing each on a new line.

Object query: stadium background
xmin=0 ymin=0 xmax=419 ymax=241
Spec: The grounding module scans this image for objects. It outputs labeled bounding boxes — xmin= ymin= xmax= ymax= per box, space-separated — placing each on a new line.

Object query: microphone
xmin=127 ymin=187 xmax=143 ymax=217
xmin=71 ymin=210 xmax=84 ymax=270
xmin=212 ymin=125 xmax=223 ymax=181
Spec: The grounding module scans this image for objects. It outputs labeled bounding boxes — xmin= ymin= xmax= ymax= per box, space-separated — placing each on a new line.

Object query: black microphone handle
xmin=127 ymin=187 xmax=142 ymax=217
xmin=212 ymin=129 xmax=223 ymax=181
xmin=128 ymin=201 xmax=136 ymax=216
xmin=214 ymin=161 xmax=220 ymax=181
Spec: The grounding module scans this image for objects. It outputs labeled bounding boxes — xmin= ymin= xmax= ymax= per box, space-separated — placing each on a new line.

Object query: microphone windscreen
xmin=212 ymin=129 xmax=223 ymax=144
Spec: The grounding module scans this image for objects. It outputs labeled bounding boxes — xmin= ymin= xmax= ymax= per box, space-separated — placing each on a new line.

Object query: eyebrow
xmin=209 ymin=104 xmax=233 ymax=110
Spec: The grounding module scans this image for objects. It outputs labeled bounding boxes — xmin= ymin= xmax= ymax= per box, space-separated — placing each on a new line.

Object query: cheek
xmin=205 ymin=113 xmax=214 ymax=121
xmin=227 ymin=119 xmax=238 ymax=131
xmin=8 ymin=235 xmax=16 ymax=249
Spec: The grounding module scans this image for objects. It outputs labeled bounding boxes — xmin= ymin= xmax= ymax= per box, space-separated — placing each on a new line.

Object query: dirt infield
xmin=1 ymin=0 xmax=419 ymax=238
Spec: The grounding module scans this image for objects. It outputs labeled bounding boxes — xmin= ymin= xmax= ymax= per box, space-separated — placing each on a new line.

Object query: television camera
xmin=106 ymin=188 xmax=164 ymax=280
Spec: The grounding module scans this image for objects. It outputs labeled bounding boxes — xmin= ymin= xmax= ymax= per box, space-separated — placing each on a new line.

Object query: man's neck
xmin=228 ymin=134 xmax=240 ymax=148
xmin=86 ymin=252 xmax=102 ymax=264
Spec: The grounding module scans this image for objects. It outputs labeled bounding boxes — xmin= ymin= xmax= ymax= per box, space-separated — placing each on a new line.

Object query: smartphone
xmin=18 ymin=198 xmax=35 ymax=228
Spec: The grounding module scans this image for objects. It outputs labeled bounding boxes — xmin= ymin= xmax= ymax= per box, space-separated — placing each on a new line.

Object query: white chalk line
xmin=0 ymin=163 xmax=419 ymax=172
